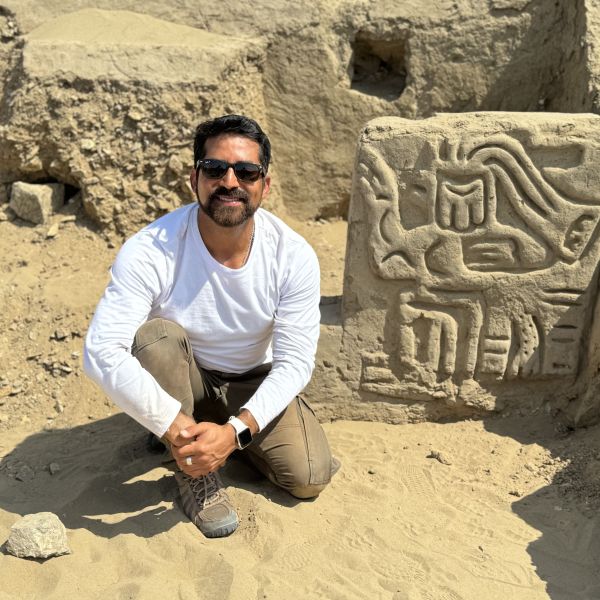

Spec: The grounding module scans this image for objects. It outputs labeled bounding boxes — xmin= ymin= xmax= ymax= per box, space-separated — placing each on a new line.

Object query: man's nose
xmin=221 ymin=166 xmax=239 ymax=188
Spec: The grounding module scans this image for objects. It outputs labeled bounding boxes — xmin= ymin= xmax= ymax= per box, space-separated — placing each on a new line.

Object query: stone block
xmin=5 ymin=512 xmax=71 ymax=559
xmin=9 ymin=182 xmax=64 ymax=224
xmin=343 ymin=112 xmax=600 ymax=421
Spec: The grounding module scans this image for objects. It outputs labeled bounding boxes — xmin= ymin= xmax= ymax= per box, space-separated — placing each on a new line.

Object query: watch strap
xmin=227 ymin=416 xmax=252 ymax=449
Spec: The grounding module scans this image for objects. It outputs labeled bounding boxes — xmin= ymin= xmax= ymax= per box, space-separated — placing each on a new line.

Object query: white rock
xmin=9 ymin=182 xmax=65 ymax=225
xmin=46 ymin=222 xmax=60 ymax=238
xmin=80 ymin=138 xmax=95 ymax=151
xmin=5 ymin=512 xmax=71 ymax=559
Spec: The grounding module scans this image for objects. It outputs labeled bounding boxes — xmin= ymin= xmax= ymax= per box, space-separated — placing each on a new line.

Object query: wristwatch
xmin=227 ymin=416 xmax=253 ymax=450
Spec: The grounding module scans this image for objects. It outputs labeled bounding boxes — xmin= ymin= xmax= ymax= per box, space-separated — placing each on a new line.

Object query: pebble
xmin=427 ymin=450 xmax=452 ymax=465
xmin=48 ymin=462 xmax=61 ymax=475
xmin=80 ymin=138 xmax=96 ymax=151
xmin=15 ymin=464 xmax=35 ymax=482
xmin=46 ymin=223 xmax=60 ymax=238
xmin=5 ymin=512 xmax=71 ymax=559
xmin=53 ymin=329 xmax=68 ymax=341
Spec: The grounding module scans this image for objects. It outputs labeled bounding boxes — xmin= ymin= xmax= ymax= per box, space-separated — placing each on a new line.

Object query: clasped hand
xmin=170 ymin=421 xmax=236 ymax=478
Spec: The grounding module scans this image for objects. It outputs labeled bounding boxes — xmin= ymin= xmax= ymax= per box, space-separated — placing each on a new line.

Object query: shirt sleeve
xmin=83 ymin=235 xmax=182 ymax=437
xmin=241 ymin=242 xmax=321 ymax=430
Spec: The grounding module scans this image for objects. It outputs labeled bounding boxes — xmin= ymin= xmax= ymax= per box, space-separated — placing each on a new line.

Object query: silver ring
xmin=185 ymin=456 xmax=192 ymax=466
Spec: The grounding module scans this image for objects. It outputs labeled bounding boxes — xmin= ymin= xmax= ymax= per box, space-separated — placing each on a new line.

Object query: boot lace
xmin=185 ymin=472 xmax=224 ymax=508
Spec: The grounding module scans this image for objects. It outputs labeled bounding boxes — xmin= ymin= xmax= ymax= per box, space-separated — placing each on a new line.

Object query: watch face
xmin=238 ymin=427 xmax=253 ymax=448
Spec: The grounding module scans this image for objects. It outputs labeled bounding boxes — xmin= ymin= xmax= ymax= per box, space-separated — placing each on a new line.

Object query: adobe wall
xmin=0 ymin=1 xmax=594 ymax=230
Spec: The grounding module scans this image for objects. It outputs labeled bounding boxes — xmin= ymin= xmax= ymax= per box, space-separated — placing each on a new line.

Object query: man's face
xmin=190 ymin=134 xmax=271 ymax=227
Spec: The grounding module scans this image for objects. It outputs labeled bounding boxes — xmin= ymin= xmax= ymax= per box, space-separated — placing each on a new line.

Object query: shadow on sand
xmin=0 ymin=413 xmax=302 ymax=541
xmin=483 ymin=415 xmax=600 ymax=600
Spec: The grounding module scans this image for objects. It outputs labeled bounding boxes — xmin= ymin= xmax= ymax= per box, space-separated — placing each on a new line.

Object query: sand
xmin=1 ymin=209 xmax=600 ymax=599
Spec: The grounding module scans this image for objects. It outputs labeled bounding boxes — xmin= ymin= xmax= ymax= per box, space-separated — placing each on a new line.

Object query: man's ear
xmin=189 ymin=169 xmax=198 ymax=193
xmin=261 ymin=174 xmax=271 ymax=199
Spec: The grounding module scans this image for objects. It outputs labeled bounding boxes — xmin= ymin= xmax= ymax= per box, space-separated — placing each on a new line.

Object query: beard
xmin=199 ymin=187 xmax=257 ymax=227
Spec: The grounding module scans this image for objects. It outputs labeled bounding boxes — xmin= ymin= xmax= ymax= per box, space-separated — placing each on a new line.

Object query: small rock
xmin=15 ymin=464 xmax=35 ymax=482
xmin=167 ymin=155 xmax=183 ymax=173
xmin=60 ymin=215 xmax=77 ymax=223
xmin=9 ymin=182 xmax=65 ymax=225
xmin=127 ymin=108 xmax=143 ymax=121
xmin=5 ymin=512 xmax=71 ymax=559
xmin=426 ymin=450 xmax=452 ymax=465
xmin=0 ymin=205 xmax=16 ymax=222
xmin=54 ymin=400 xmax=64 ymax=414
xmin=509 ymin=489 xmax=523 ymax=497
xmin=46 ymin=223 xmax=60 ymax=238
xmin=80 ymin=138 xmax=96 ymax=151
xmin=48 ymin=462 xmax=60 ymax=475
xmin=368 ymin=468 xmax=377 ymax=475
xmin=53 ymin=329 xmax=68 ymax=341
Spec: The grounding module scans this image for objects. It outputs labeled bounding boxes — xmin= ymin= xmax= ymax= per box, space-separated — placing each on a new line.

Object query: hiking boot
xmin=174 ymin=470 xmax=239 ymax=538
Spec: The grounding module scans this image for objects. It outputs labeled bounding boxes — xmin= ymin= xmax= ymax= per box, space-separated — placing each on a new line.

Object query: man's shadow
xmin=0 ymin=413 xmax=301 ymax=540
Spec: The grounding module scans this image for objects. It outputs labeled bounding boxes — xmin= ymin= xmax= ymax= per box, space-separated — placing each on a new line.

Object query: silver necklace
xmin=242 ymin=222 xmax=255 ymax=266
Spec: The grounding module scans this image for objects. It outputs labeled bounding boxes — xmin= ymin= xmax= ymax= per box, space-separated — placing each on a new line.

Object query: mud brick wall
xmin=342 ymin=113 xmax=600 ymax=423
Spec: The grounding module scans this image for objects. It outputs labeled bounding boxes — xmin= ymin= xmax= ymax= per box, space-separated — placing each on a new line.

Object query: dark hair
xmin=193 ymin=114 xmax=271 ymax=173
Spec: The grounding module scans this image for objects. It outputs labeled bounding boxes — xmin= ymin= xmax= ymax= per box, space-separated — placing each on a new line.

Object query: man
xmin=84 ymin=114 xmax=336 ymax=538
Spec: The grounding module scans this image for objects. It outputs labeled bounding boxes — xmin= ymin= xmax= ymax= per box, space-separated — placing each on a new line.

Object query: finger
xmin=171 ymin=443 xmax=199 ymax=462
xmin=180 ymin=422 xmax=211 ymax=439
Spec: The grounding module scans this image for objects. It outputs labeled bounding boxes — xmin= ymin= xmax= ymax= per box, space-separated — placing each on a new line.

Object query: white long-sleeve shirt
xmin=83 ymin=203 xmax=321 ymax=437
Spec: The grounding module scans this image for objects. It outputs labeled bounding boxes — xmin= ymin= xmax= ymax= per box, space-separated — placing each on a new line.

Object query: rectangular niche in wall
xmin=350 ymin=33 xmax=407 ymax=101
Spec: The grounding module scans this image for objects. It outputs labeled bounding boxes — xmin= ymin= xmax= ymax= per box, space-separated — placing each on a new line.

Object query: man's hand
xmin=172 ymin=422 xmax=237 ymax=477
xmin=164 ymin=411 xmax=197 ymax=448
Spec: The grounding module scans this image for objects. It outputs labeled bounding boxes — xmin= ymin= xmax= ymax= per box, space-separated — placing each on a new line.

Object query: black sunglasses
xmin=195 ymin=159 xmax=264 ymax=183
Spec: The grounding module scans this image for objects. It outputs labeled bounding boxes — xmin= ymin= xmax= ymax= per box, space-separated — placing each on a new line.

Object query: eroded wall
xmin=0 ymin=9 xmax=268 ymax=233
xmin=0 ymin=0 xmax=594 ymax=230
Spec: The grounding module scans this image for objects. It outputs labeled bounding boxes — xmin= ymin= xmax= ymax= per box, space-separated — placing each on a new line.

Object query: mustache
xmin=208 ymin=187 xmax=249 ymax=203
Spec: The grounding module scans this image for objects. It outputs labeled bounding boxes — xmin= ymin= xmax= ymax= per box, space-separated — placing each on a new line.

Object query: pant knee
xmin=132 ymin=319 xmax=190 ymax=363
xmin=288 ymin=482 xmax=328 ymax=499
xmin=269 ymin=458 xmax=331 ymax=499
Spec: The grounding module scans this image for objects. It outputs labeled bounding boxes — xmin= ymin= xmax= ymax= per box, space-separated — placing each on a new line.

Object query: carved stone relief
xmin=343 ymin=114 xmax=600 ymax=414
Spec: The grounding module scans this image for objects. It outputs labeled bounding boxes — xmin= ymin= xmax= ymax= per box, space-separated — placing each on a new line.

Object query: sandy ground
xmin=1 ymin=204 xmax=600 ymax=599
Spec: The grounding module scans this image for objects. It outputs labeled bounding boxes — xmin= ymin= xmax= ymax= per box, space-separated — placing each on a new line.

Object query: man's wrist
xmin=238 ymin=409 xmax=259 ymax=435
xmin=165 ymin=411 xmax=195 ymax=445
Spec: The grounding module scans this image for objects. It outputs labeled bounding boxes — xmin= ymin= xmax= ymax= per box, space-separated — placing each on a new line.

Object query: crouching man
xmin=84 ymin=114 xmax=337 ymax=538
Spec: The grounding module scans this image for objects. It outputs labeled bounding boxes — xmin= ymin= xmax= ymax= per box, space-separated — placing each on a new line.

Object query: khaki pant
xmin=131 ymin=318 xmax=333 ymax=499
